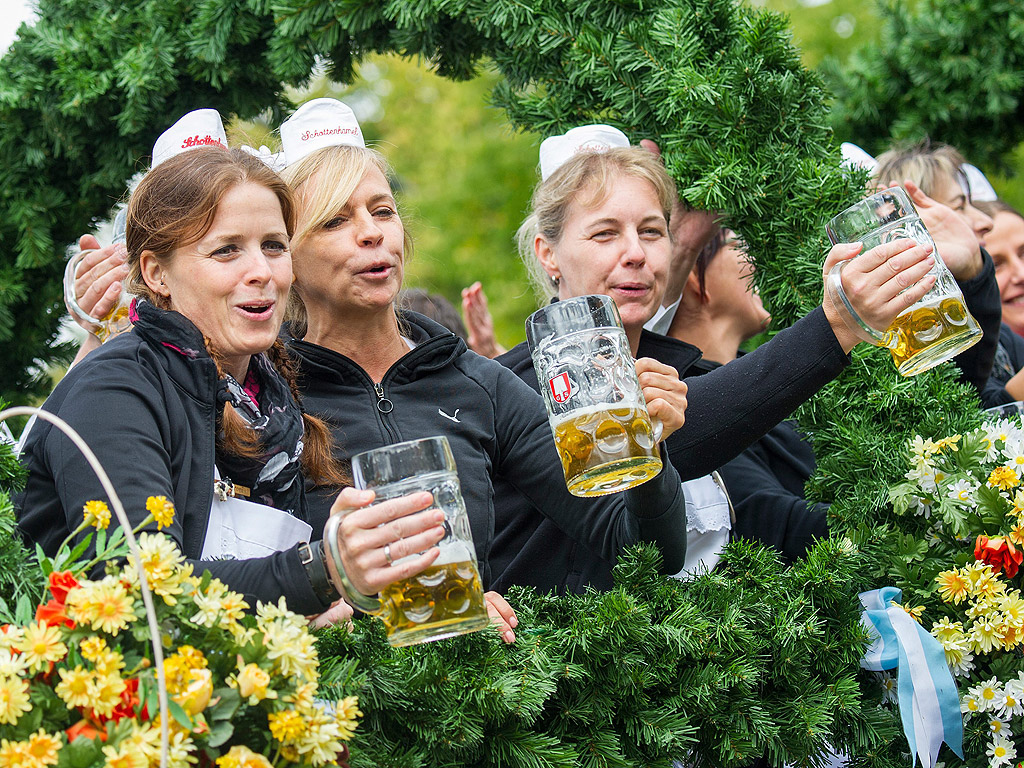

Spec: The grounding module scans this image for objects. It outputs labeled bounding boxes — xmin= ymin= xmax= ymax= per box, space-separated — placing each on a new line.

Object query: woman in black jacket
xmin=18 ymin=147 xmax=350 ymax=618
xmin=490 ymin=137 xmax=941 ymax=593
xmin=272 ymin=99 xmax=690 ymax=616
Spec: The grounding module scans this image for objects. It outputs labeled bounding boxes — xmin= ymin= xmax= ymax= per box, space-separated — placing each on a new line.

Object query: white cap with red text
xmin=151 ymin=108 xmax=228 ymax=169
xmin=539 ymin=124 xmax=630 ymax=181
xmin=280 ymin=98 xmax=365 ymax=167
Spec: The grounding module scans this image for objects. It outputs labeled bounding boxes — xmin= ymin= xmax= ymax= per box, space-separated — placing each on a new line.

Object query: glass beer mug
xmin=63 ymin=207 xmax=132 ymax=342
xmin=825 ymin=187 xmax=982 ymax=376
xmin=351 ymin=436 xmax=489 ymax=647
xmin=526 ymin=294 xmax=662 ymax=497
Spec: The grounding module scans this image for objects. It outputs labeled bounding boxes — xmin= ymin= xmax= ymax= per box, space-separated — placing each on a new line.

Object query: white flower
xmin=1003 ymin=436 xmax=1024 ymax=477
xmin=951 ymin=649 xmax=976 ymax=678
xmin=947 ymin=478 xmax=979 ymax=504
xmin=962 ymin=693 xmax=983 ymax=715
xmin=997 ymin=683 xmax=1024 ymax=719
xmin=988 ymin=716 xmax=1010 ymax=737
xmin=968 ymin=678 xmax=1002 ymax=711
xmin=987 ymin=734 xmax=1017 ymax=767
xmin=911 ymin=494 xmax=935 ymax=518
xmin=880 ymin=671 xmax=897 ymax=703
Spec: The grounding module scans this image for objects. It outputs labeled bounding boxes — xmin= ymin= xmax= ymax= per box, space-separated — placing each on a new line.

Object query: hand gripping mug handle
xmin=825 ymin=260 xmax=894 ymax=348
xmin=63 ymin=249 xmax=105 ymax=327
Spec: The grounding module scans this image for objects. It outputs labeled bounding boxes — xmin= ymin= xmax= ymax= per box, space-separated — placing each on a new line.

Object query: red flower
xmin=35 ymin=598 xmax=74 ymax=629
xmin=975 ymin=535 xmax=1024 ymax=578
xmin=66 ymin=718 xmax=105 ymax=743
xmin=48 ymin=570 xmax=78 ymax=603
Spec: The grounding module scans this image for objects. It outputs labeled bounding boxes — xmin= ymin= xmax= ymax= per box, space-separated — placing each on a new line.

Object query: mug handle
xmin=825 ymin=261 xmax=894 ymax=348
xmin=652 ymin=417 xmax=663 ymax=443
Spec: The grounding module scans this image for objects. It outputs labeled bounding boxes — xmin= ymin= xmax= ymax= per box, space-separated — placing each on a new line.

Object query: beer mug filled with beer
xmin=63 ymin=208 xmax=132 ymax=342
xmin=351 ymin=437 xmax=489 ymax=647
xmin=825 ymin=187 xmax=982 ymax=376
xmin=526 ymin=294 xmax=663 ymax=497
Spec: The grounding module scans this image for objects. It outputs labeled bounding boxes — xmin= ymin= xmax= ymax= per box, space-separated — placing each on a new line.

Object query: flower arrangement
xmin=0 ymin=496 xmax=360 ymax=767
xmin=889 ymin=417 xmax=1024 ymax=768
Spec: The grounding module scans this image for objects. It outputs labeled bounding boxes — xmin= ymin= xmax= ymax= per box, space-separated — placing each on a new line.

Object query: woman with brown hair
xmin=17 ymin=145 xmax=351 ymax=619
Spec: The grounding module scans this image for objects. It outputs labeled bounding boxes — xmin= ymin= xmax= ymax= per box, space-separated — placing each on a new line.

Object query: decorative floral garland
xmin=889 ymin=415 xmax=1024 ymax=768
xmin=0 ymin=497 xmax=360 ymax=767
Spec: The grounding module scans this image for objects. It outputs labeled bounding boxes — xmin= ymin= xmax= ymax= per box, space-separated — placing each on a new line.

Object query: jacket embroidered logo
xmin=549 ymin=372 xmax=577 ymax=404
xmin=438 ymin=408 xmax=461 ymax=423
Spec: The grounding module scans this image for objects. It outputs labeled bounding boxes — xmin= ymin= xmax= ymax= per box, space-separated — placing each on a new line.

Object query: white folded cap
xmin=539 ymin=124 xmax=630 ymax=181
xmin=279 ymin=98 xmax=365 ymax=167
xmin=840 ymin=142 xmax=878 ymax=172
xmin=151 ymin=109 xmax=228 ymax=169
xmin=961 ymin=163 xmax=997 ymax=203
xmin=240 ymin=144 xmax=287 ymax=173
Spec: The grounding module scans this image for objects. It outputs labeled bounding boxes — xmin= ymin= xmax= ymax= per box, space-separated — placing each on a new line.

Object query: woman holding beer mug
xmin=272 ymin=99 xmax=689 ymax=624
xmin=489 ymin=129 xmax=941 ymax=593
xmin=17 ymin=146 xmax=355 ymax=621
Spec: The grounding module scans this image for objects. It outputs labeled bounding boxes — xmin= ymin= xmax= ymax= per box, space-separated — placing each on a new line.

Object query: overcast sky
xmin=1 ymin=1 xmax=36 ymax=54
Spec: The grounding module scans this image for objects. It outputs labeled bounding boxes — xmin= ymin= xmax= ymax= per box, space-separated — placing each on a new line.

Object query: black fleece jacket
xmin=17 ymin=312 xmax=327 ymax=615
xmin=288 ymin=311 xmax=687 ymax=588
xmin=490 ymin=305 xmax=851 ymax=594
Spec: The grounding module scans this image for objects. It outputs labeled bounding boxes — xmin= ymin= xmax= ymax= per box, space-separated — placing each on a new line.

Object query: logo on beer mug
xmin=549 ymin=371 xmax=578 ymax=404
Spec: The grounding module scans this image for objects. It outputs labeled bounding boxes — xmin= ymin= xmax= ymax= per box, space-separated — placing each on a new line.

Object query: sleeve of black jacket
xmin=484 ymin=365 xmax=688 ymax=575
xmin=665 ymin=306 xmax=850 ymax=480
xmin=951 ymin=248 xmax=1000 ymax=395
xmin=717 ymin=421 xmax=829 ymax=562
xmin=981 ymin=324 xmax=1024 ymax=408
xmin=17 ymin=358 xmax=330 ymax=616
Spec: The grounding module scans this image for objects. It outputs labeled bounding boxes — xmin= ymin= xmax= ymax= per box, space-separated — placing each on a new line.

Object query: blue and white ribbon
xmin=859 ymin=587 xmax=964 ymax=768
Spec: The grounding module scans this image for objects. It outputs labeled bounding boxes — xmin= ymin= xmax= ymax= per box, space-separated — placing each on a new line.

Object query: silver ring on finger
xmin=383 ymin=542 xmax=394 ymax=566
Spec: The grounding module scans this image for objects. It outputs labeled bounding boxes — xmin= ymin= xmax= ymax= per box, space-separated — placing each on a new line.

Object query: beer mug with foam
xmin=825 ymin=187 xmax=982 ymax=376
xmin=63 ymin=208 xmax=132 ymax=342
xmin=352 ymin=436 xmax=489 ymax=647
xmin=526 ymin=294 xmax=663 ymax=497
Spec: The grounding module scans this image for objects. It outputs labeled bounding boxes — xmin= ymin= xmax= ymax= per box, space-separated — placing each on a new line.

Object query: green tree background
xmin=232 ymin=0 xmax=1024 ymax=353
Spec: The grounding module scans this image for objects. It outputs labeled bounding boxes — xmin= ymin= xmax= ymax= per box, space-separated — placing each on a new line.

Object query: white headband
xmin=280 ymin=98 xmax=365 ymax=167
xmin=151 ymin=108 xmax=228 ymax=169
xmin=840 ymin=142 xmax=879 ymax=173
xmin=539 ymin=124 xmax=630 ymax=181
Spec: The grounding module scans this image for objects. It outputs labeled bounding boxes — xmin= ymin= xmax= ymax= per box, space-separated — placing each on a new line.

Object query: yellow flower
xmin=998 ymin=591 xmax=1024 ymax=628
xmin=0 ymin=739 xmax=30 ymax=768
xmin=295 ymin=708 xmax=346 ymax=765
xmin=55 ymin=666 xmax=94 ymax=708
xmin=90 ymin=672 xmax=128 ymax=718
xmin=0 ymin=676 xmax=31 ymax=726
xmin=988 ymin=466 xmax=1019 ymax=491
xmin=25 ymin=729 xmax=61 ymax=767
xmin=1010 ymin=522 xmax=1024 ymax=548
xmin=335 ymin=695 xmax=362 ymax=740
xmin=904 ymin=604 xmax=925 ymax=623
xmin=931 ymin=616 xmax=966 ymax=643
xmin=17 ymin=620 xmax=67 ymax=672
xmin=79 ymin=636 xmax=108 ymax=662
xmin=100 ymin=742 xmax=147 ymax=768
xmin=268 ymin=709 xmax=306 ymax=744
xmin=124 ymin=533 xmax=189 ymax=605
xmin=146 ymin=496 xmax=175 ymax=530
xmin=82 ymin=500 xmax=111 ymax=530
xmin=191 ymin=579 xmax=248 ymax=629
xmin=934 ymin=434 xmax=962 ymax=452
xmin=232 ymin=662 xmax=273 ymax=704
xmin=163 ymin=647 xmax=211 ymax=717
xmin=971 ymin=619 xmax=1003 ymax=654
xmin=65 ymin=576 xmax=137 ymax=635
xmin=0 ymin=626 xmax=24 ymax=653
xmin=215 ymin=745 xmax=273 ymax=768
